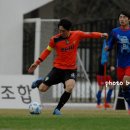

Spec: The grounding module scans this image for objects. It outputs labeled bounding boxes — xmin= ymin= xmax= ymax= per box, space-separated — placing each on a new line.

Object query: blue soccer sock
xmin=96 ymin=90 xmax=102 ymax=105
xmin=106 ymin=89 xmax=113 ymax=103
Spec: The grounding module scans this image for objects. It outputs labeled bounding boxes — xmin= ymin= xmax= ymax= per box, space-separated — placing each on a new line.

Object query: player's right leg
xmin=122 ymin=76 xmax=130 ymax=115
xmin=117 ymin=67 xmax=130 ymax=114
xmin=122 ymin=85 xmax=130 ymax=115
xmin=31 ymin=77 xmax=49 ymax=92
xmin=31 ymin=67 xmax=60 ymax=92
xmin=32 ymin=77 xmax=44 ymax=89
xmin=96 ymin=89 xmax=103 ymax=108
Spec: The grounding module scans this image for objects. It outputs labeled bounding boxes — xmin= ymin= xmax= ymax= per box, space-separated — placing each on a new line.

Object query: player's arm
xmin=79 ymin=31 xmax=108 ymax=39
xmin=35 ymin=45 xmax=53 ymax=65
xmin=28 ymin=46 xmax=53 ymax=73
xmin=28 ymin=38 xmax=54 ymax=73
xmin=105 ymin=30 xmax=115 ymax=51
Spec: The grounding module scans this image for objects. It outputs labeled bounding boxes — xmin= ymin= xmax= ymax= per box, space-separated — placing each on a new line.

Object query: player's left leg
xmin=96 ymin=75 xmax=104 ymax=108
xmin=104 ymin=76 xmax=113 ymax=108
xmin=53 ymin=79 xmax=75 ymax=115
xmin=121 ymin=67 xmax=130 ymax=114
xmin=96 ymin=87 xmax=103 ymax=108
xmin=53 ymin=70 xmax=77 ymax=115
xmin=122 ymin=76 xmax=130 ymax=114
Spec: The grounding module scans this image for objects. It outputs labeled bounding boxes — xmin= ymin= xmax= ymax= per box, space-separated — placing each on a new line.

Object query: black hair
xmin=118 ymin=10 xmax=130 ymax=19
xmin=58 ymin=18 xmax=72 ymax=30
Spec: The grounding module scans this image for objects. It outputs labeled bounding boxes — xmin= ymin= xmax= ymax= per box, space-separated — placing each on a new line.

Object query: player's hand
xmin=104 ymin=45 xmax=109 ymax=51
xmin=110 ymin=66 xmax=115 ymax=72
xmin=102 ymin=33 xmax=108 ymax=39
xmin=28 ymin=63 xmax=38 ymax=73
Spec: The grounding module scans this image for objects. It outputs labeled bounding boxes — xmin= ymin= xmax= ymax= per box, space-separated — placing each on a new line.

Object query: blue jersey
xmin=107 ymin=27 xmax=130 ymax=67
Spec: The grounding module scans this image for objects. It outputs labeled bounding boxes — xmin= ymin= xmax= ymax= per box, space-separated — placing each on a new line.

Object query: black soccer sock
xmin=56 ymin=91 xmax=71 ymax=110
xmin=122 ymin=86 xmax=130 ymax=107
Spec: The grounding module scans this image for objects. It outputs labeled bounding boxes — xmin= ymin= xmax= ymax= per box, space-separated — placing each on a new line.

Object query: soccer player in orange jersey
xmin=28 ymin=18 xmax=108 ymax=115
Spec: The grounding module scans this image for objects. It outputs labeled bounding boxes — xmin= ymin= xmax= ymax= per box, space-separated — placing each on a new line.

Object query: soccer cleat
xmin=104 ymin=103 xmax=112 ymax=108
xmin=31 ymin=77 xmax=43 ymax=89
xmin=96 ymin=104 xmax=103 ymax=108
xmin=53 ymin=108 xmax=61 ymax=115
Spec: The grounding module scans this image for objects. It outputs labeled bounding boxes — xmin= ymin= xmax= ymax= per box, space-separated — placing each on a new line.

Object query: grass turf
xmin=0 ymin=109 xmax=130 ymax=130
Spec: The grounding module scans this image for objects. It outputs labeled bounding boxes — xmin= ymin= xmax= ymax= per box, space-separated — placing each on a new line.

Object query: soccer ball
xmin=29 ymin=102 xmax=42 ymax=114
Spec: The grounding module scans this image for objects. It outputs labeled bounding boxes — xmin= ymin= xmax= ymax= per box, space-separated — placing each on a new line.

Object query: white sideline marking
xmin=43 ymin=103 xmax=98 ymax=110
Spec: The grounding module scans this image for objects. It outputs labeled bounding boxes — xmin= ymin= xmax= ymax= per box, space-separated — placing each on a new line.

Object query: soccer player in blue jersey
xmin=96 ymin=56 xmax=115 ymax=108
xmin=105 ymin=10 xmax=130 ymax=114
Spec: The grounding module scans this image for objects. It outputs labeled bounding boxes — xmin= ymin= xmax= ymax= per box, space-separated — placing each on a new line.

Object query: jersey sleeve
xmin=78 ymin=31 xmax=102 ymax=39
xmin=48 ymin=37 xmax=56 ymax=48
xmin=35 ymin=37 xmax=55 ymax=65
xmin=107 ymin=30 xmax=115 ymax=50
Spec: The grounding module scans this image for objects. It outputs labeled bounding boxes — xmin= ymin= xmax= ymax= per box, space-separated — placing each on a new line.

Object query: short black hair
xmin=58 ymin=18 xmax=72 ymax=30
xmin=118 ymin=10 xmax=130 ymax=19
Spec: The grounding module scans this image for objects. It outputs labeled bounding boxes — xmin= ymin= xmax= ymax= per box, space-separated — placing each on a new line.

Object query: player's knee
xmin=122 ymin=77 xmax=130 ymax=87
xmin=99 ymin=86 xmax=103 ymax=90
xmin=38 ymin=84 xmax=48 ymax=92
xmin=122 ymin=81 xmax=127 ymax=88
xmin=65 ymin=79 xmax=75 ymax=92
xmin=65 ymin=85 xmax=75 ymax=93
xmin=109 ymin=85 xmax=114 ymax=89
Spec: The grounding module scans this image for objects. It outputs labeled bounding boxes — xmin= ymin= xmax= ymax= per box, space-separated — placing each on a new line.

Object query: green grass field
xmin=0 ymin=109 xmax=130 ymax=130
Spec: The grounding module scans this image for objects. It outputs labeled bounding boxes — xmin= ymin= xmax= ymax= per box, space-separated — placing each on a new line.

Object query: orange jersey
xmin=44 ymin=31 xmax=102 ymax=70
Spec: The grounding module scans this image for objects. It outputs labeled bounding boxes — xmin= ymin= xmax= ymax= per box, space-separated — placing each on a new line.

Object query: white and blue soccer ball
xmin=29 ymin=101 xmax=42 ymax=114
